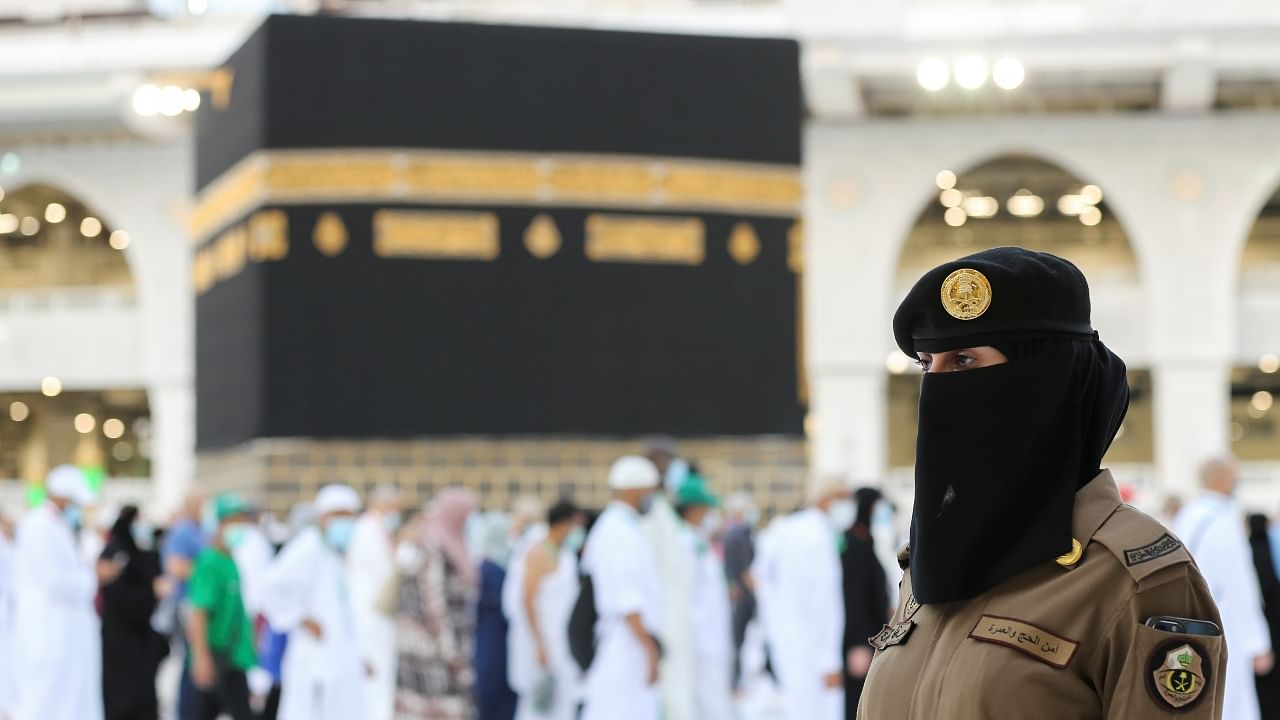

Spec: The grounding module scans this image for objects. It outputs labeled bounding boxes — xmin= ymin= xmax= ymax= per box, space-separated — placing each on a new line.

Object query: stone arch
xmin=0 ymin=180 xmax=137 ymax=292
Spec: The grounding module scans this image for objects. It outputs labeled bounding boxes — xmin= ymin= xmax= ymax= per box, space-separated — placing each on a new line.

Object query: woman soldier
xmin=858 ymin=247 xmax=1226 ymax=719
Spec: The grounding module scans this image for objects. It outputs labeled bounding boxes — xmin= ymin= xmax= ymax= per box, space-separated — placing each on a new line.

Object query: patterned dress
xmin=395 ymin=540 xmax=477 ymax=720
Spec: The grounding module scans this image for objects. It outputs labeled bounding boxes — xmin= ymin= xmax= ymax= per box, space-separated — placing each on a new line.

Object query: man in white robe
xmin=347 ymin=485 xmax=402 ymax=720
xmin=0 ymin=521 xmax=17 ymax=720
xmin=581 ymin=456 xmax=665 ymax=720
xmin=762 ymin=478 xmax=849 ymax=720
xmin=1173 ymin=456 xmax=1274 ymax=720
xmin=640 ymin=441 xmax=696 ymax=720
xmin=261 ymin=484 xmax=367 ymax=720
xmin=13 ymin=465 xmax=105 ymax=720
xmin=673 ymin=477 xmax=734 ymax=720
xmin=504 ymin=495 xmax=548 ymax=709
xmin=513 ymin=499 xmax=584 ymax=720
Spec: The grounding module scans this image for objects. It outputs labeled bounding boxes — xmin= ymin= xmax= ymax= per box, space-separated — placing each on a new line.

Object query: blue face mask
xmin=383 ymin=512 xmax=402 ymax=534
xmin=563 ymin=526 xmax=586 ymax=554
xmin=132 ymin=522 xmax=155 ymax=550
xmin=62 ymin=504 xmax=82 ymax=530
xmin=325 ymin=517 xmax=357 ymax=552
xmin=637 ymin=493 xmax=655 ymax=515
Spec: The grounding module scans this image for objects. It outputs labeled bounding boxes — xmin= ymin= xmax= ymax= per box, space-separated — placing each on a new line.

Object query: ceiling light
xmin=109 ymin=230 xmax=130 ymax=250
xmin=962 ymin=195 xmax=999 ymax=218
xmin=9 ymin=401 xmax=29 ymax=422
xmin=940 ymin=188 xmax=963 ymax=208
xmin=132 ymin=84 xmax=161 ymax=117
xmin=886 ymin=351 xmax=913 ymax=375
xmin=1058 ymin=194 xmax=1085 ymax=216
xmin=944 ymin=207 xmax=968 ymax=227
xmin=1260 ymin=354 xmax=1280 ymax=374
xmin=917 ymin=58 xmax=950 ymax=91
xmin=80 ymin=217 xmax=103 ymax=238
xmin=1080 ymin=184 xmax=1103 ymax=205
xmin=19 ymin=217 xmax=39 ymax=236
xmin=159 ymin=86 xmax=186 ymax=117
xmin=954 ymin=56 xmax=988 ymax=90
xmin=1079 ymin=206 xmax=1102 ymax=226
xmin=74 ymin=413 xmax=96 ymax=434
xmin=992 ymin=58 xmax=1025 ymax=90
xmin=41 ymin=376 xmax=62 ymax=397
xmin=0 ymin=214 xmax=17 ymax=234
xmin=935 ymin=170 xmax=957 ymax=190
xmin=182 ymin=89 xmax=201 ymax=112
xmin=1253 ymin=390 xmax=1275 ymax=413
xmin=44 ymin=203 xmax=66 ymax=224
xmin=1007 ymin=189 xmax=1044 ymax=218
xmin=103 ymin=418 xmax=125 ymax=439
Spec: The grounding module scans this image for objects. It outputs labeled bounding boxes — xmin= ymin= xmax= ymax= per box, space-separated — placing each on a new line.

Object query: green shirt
xmin=188 ymin=547 xmax=257 ymax=671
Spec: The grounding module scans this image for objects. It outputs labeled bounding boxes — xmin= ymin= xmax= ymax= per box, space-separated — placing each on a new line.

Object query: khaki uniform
xmin=858 ymin=471 xmax=1226 ymax=720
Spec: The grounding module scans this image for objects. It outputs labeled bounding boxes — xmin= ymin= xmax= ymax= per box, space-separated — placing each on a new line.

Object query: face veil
xmin=908 ymin=339 xmax=1129 ymax=604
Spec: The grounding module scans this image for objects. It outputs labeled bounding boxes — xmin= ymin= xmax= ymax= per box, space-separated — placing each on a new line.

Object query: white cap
xmin=608 ymin=456 xmax=660 ymax=491
xmin=314 ymin=484 xmax=361 ymax=515
xmin=46 ymin=464 xmax=95 ymax=506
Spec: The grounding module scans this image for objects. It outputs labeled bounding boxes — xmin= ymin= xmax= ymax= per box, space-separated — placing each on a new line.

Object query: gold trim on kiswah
xmin=584 ymin=213 xmax=705 ymax=265
xmin=373 ymin=210 xmax=499 ymax=261
xmin=190 ymin=149 xmax=802 ymax=242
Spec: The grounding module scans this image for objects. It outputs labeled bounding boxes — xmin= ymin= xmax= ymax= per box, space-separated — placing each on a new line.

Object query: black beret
xmin=893 ymin=246 xmax=1096 ymax=356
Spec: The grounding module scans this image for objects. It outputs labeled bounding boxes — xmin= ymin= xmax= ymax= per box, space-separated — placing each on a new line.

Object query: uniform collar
xmin=1071 ymin=469 xmax=1123 ymax=548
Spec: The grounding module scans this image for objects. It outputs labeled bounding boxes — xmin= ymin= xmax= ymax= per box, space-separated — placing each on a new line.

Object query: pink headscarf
xmin=423 ymin=487 xmax=479 ymax=587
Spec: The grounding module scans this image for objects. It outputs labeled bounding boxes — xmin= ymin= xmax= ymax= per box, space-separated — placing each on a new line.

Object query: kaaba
xmin=191 ymin=15 xmax=807 ymax=511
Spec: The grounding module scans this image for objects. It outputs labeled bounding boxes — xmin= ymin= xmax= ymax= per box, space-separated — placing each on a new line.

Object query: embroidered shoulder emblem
xmin=902 ymin=594 xmax=921 ymax=622
xmin=968 ymin=615 xmax=1079 ymax=669
xmin=1147 ymin=640 xmax=1210 ymax=711
xmin=1124 ymin=534 xmax=1182 ymax=566
xmin=869 ymin=622 xmax=915 ymax=651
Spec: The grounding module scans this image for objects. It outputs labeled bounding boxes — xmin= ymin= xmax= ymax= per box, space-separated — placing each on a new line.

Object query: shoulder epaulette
xmin=1090 ymin=505 xmax=1192 ymax=584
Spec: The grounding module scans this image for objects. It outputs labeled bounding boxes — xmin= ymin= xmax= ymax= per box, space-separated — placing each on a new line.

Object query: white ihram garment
xmin=580 ymin=502 xmax=663 ymax=720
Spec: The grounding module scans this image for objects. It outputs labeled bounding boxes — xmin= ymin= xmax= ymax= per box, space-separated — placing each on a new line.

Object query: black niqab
xmin=909 ymin=338 xmax=1129 ymax=604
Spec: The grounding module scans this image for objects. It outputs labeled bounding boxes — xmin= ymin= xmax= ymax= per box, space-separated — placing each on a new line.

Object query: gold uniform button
xmin=1056 ymin=538 xmax=1084 ymax=567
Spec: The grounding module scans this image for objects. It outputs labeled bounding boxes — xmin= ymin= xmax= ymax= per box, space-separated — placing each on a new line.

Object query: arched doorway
xmin=886 ymin=155 xmax=1155 ymax=497
xmin=0 ymin=182 xmax=150 ymax=510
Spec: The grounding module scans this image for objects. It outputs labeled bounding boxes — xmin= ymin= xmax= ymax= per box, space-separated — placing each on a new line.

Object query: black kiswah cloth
xmin=894 ymin=247 xmax=1130 ymax=604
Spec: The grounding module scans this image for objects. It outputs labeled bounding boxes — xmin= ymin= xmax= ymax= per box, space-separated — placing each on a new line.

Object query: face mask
xmin=325 ymin=517 xmax=357 ymax=552
xmin=700 ymin=510 xmax=723 ymax=537
xmin=825 ymin=499 xmax=856 ymax=533
xmin=62 ymin=504 xmax=82 ymax=531
xmin=563 ymin=527 xmax=586 ymax=554
xmin=909 ymin=346 xmax=1127 ymax=604
xmin=383 ymin=512 xmax=403 ymax=534
xmin=201 ymin=503 xmax=220 ymax=538
xmin=871 ymin=502 xmax=894 ymax=529
xmin=637 ymin=493 xmax=655 ymax=515
xmin=223 ymin=522 xmax=250 ymax=550
xmin=132 ymin=522 xmax=155 ymax=550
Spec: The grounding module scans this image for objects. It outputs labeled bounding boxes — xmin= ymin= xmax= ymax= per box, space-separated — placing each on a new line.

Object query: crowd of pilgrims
xmin=0 ymin=440 xmax=904 ymax=720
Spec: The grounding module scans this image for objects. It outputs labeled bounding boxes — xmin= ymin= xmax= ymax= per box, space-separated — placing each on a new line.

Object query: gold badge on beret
xmin=940 ymin=268 xmax=992 ymax=320
xmin=1150 ymin=642 xmax=1208 ymax=710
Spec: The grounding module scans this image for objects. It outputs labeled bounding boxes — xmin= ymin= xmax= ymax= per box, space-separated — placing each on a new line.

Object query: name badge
xmin=869 ymin=621 xmax=915 ymax=650
xmin=968 ymin=614 xmax=1078 ymax=669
